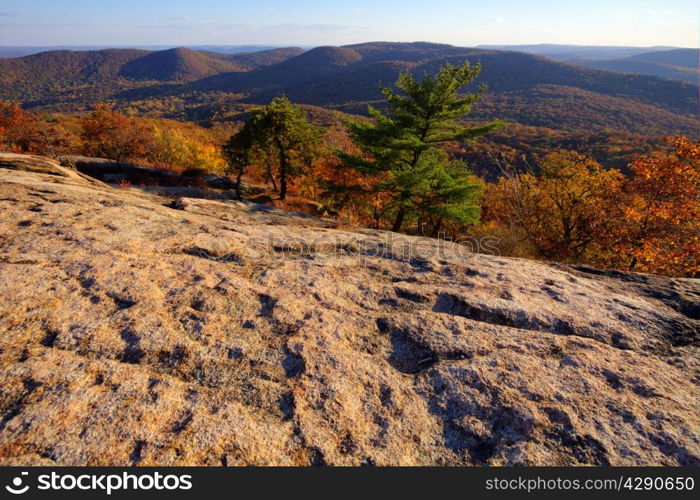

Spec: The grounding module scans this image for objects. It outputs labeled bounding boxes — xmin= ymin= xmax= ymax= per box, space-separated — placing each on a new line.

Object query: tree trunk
xmin=392 ymin=206 xmax=406 ymax=232
xmin=278 ymin=151 xmax=288 ymax=200
xmin=279 ymin=173 xmax=288 ymax=200
xmin=234 ymin=161 xmax=244 ymax=200
xmin=431 ymin=217 xmax=443 ymax=237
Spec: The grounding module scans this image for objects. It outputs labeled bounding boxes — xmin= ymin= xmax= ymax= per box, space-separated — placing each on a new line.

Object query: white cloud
xmin=165 ymin=14 xmax=191 ymax=21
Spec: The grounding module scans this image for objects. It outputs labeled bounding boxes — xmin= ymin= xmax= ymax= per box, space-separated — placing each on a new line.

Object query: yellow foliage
xmin=149 ymin=125 xmax=226 ymax=173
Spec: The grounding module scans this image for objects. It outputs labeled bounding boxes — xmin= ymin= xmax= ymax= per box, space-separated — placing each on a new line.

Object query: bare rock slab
xmin=0 ymin=154 xmax=697 ymax=465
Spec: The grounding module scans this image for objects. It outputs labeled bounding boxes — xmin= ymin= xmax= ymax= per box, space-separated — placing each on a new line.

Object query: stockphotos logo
xmin=5 ymin=472 xmax=29 ymax=494
xmin=3 ymin=471 xmax=192 ymax=495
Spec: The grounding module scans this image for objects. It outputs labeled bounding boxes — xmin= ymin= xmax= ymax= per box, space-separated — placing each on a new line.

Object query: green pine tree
xmin=224 ymin=97 xmax=322 ymax=200
xmin=222 ymin=122 xmax=255 ymax=200
xmin=341 ymin=61 xmax=502 ymax=233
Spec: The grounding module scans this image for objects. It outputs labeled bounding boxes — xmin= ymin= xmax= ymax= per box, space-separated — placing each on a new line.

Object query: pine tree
xmin=222 ymin=124 xmax=255 ymax=200
xmin=224 ymin=97 xmax=322 ymax=200
xmin=341 ymin=61 xmax=502 ymax=233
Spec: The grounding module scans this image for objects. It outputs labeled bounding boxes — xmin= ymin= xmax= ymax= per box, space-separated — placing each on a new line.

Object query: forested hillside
xmin=1 ymin=42 xmax=698 ymax=221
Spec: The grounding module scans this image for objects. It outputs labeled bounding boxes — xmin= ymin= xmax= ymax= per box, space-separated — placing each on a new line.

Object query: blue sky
xmin=0 ymin=0 xmax=697 ymax=47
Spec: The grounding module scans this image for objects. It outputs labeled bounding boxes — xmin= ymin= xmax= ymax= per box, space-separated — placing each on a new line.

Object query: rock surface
xmin=0 ymin=153 xmax=698 ymax=466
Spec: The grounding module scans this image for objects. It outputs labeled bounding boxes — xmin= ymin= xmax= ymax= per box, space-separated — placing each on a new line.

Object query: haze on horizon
xmin=0 ymin=0 xmax=697 ymax=49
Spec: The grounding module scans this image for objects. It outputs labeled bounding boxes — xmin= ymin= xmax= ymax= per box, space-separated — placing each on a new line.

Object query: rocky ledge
xmin=0 ymin=153 xmax=698 ymax=466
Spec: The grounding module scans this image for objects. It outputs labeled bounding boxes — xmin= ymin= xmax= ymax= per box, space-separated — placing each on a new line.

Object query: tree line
xmin=224 ymin=62 xmax=502 ymax=233
xmin=220 ymin=62 xmax=697 ymax=276
xmin=0 ymin=102 xmax=228 ymax=173
xmin=1 ymin=61 xmax=697 ymax=277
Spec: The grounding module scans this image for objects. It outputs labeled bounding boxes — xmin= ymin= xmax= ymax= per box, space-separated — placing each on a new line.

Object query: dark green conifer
xmin=224 ymin=97 xmax=321 ymax=200
xmin=341 ymin=61 xmax=502 ymax=233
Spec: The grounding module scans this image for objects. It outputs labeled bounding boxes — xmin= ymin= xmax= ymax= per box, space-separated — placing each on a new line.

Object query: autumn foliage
xmin=0 ymin=102 xmax=79 ymax=156
xmin=81 ymin=104 xmax=151 ymax=164
xmin=612 ymin=136 xmax=699 ymax=276
xmin=479 ymin=138 xmax=699 ymax=277
xmin=482 ymin=151 xmax=625 ymax=261
xmin=1 ymin=99 xmax=696 ymax=277
xmin=149 ymin=124 xmax=226 ymax=172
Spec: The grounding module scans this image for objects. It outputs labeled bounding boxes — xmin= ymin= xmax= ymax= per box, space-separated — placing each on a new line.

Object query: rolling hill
xmin=0 ymin=44 xmax=298 ymax=59
xmin=118 ymin=47 xmax=243 ymax=81
xmin=167 ymin=43 xmax=699 ymax=135
xmin=0 ymin=48 xmax=148 ymax=87
xmin=0 ymin=46 xmax=304 ymax=104
xmin=469 ymin=85 xmax=700 ymax=136
xmin=1 ymin=42 xmax=698 ymax=138
xmin=203 ymin=47 xmax=305 ymax=70
xmin=624 ymin=48 xmax=698 ymax=68
xmin=164 ymin=43 xmax=698 ymax=114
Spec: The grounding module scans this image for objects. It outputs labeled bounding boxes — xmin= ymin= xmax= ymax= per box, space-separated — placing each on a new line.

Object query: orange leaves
xmin=479 ymin=139 xmax=698 ymax=277
xmin=483 ymin=150 xmax=624 ymax=261
xmin=81 ymin=104 xmax=152 ymax=164
xmin=0 ymin=102 xmax=40 ymax=153
xmin=79 ymin=104 xmax=227 ymax=172
xmin=612 ymin=136 xmax=699 ymax=276
xmin=0 ymin=101 xmax=80 ymax=156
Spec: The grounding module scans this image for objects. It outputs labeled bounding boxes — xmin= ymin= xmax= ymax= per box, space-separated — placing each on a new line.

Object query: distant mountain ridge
xmin=480 ymin=44 xmax=699 ymax=84
xmin=0 ymin=45 xmax=303 ymax=59
xmin=0 ymin=42 xmax=698 ymax=137
xmin=477 ymin=44 xmax=684 ymax=60
xmin=0 ymin=46 xmax=304 ymax=87
xmin=172 ymin=43 xmax=698 ymax=120
xmin=574 ymin=49 xmax=699 ymax=84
